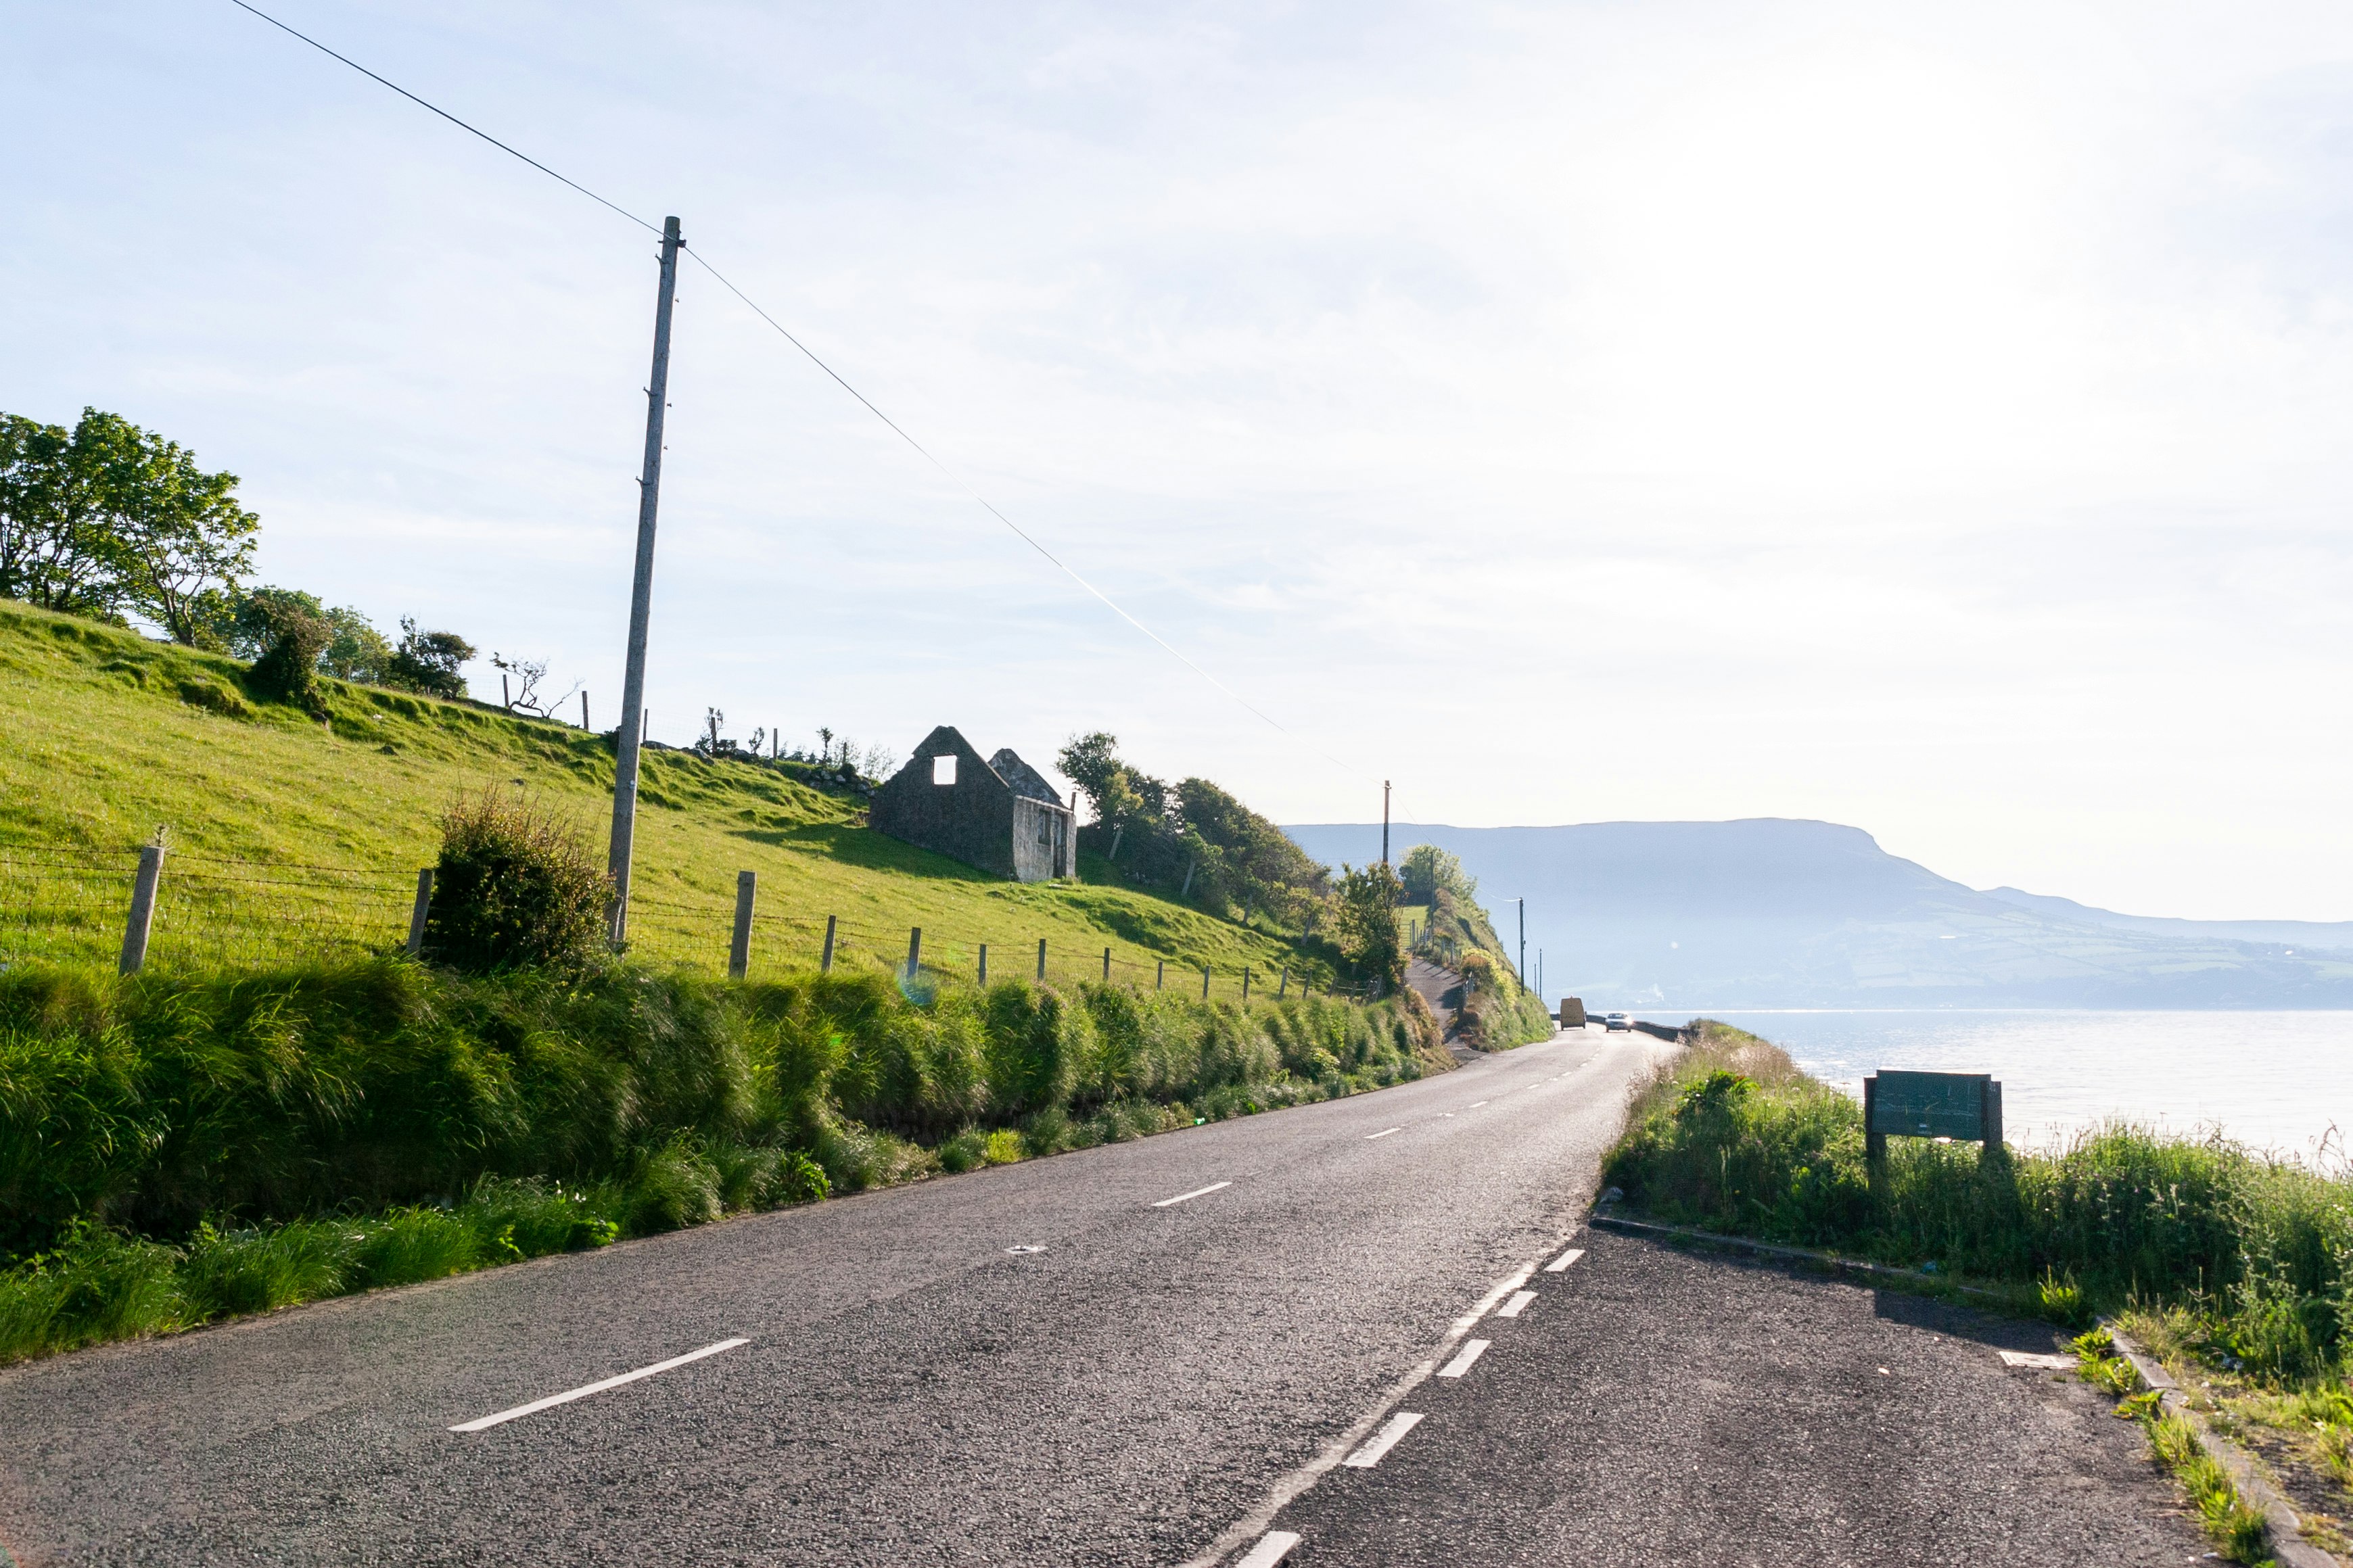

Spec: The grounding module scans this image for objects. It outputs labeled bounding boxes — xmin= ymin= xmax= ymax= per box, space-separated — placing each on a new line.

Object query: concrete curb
xmin=1585 ymin=1212 xmax=2003 ymax=1298
xmin=2103 ymin=1322 xmax=2344 ymax=1568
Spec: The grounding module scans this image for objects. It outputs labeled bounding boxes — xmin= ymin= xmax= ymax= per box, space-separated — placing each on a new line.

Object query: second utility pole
xmin=1382 ymin=780 xmax=1391 ymax=867
xmin=607 ymin=216 xmax=682 ymax=949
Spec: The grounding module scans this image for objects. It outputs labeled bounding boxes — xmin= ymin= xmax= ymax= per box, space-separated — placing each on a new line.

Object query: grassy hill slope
xmin=0 ymin=602 xmax=1330 ymax=992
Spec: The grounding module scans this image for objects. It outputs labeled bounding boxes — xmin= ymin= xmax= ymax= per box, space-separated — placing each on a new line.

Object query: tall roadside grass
xmin=1603 ymin=1023 xmax=2353 ymax=1379
xmin=0 ymin=955 xmax=1446 ymax=1364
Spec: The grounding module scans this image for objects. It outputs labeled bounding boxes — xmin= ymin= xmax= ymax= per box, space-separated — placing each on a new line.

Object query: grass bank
xmin=0 ymin=599 xmax=1333 ymax=988
xmin=1604 ymin=1022 xmax=2353 ymax=1560
xmin=1 ymin=955 xmax=1446 ymax=1364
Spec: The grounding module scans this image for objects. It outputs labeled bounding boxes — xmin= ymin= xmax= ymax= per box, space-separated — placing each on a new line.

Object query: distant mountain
xmin=1281 ymin=818 xmax=2353 ymax=1009
xmin=1978 ymin=887 xmax=2353 ymax=955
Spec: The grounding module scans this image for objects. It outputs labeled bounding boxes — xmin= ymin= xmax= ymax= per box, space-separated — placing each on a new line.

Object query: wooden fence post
xmin=1156 ymin=958 xmax=1164 ymax=990
xmin=728 ymin=871 xmax=755 ymax=979
xmin=1242 ymin=968 xmax=1251 ymax=1000
xmin=821 ymin=914 xmax=837 ymax=973
xmin=1278 ymin=966 xmax=1288 ymax=998
xmin=1036 ymin=938 xmax=1047 ymax=982
xmin=979 ymin=943 xmax=988 ymax=985
xmin=406 ymin=867 xmax=434 ymax=957
xmin=1201 ymin=965 xmax=1210 ymax=1000
xmin=906 ymin=926 xmax=922 ymax=980
xmin=118 ymin=843 xmax=164 ymax=976
xmin=1863 ymin=1074 xmax=1885 ymax=1168
xmin=1102 ymin=947 xmax=1111 ymax=982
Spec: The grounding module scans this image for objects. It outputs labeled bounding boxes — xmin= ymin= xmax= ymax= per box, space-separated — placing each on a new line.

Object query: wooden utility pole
xmin=1381 ymin=780 xmax=1391 ymax=867
xmin=606 ymin=215 xmax=683 ymax=949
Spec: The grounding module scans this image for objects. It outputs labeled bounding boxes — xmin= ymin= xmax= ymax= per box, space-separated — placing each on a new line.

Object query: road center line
xmin=1495 ymin=1289 xmax=1537 ymax=1318
xmin=1342 ymin=1411 xmax=1424 ymax=1468
xmin=1366 ymin=1126 xmax=1401 ymax=1140
xmin=1232 ymin=1531 xmax=1302 ymax=1567
xmin=1544 ymin=1245 xmax=1585 ymax=1273
xmin=1437 ymin=1339 xmax=1490 ymax=1378
xmin=448 ymin=1337 xmax=748 ymax=1432
xmin=1469 ymin=1100 xmax=1488 ymax=1108
xmin=1181 ymin=1260 xmax=1539 ymax=1568
xmin=1152 ymin=1181 xmax=1233 ymax=1208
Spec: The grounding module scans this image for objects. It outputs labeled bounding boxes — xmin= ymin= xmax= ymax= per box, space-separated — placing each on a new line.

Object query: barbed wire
xmin=0 ymin=848 xmax=1379 ymax=997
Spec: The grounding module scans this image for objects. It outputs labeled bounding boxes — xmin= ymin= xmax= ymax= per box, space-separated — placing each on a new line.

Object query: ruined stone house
xmin=866 ymin=725 xmax=1075 ymax=882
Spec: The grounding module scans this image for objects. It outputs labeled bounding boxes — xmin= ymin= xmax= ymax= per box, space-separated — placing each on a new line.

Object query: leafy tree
xmin=1056 ymin=732 xmax=1332 ymax=926
xmin=1 ymin=411 xmax=134 ymax=621
xmin=1399 ymin=843 xmax=1477 ymax=905
xmin=383 ymin=617 xmax=475 ymax=700
xmin=1333 ymin=861 xmax=1405 ymax=991
xmin=319 ymin=607 xmax=392 ymax=682
xmin=0 ymin=408 xmax=256 ymax=640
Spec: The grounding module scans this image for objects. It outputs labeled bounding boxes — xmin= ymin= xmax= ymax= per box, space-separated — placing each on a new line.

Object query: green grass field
xmin=0 ymin=601 xmax=1331 ymax=993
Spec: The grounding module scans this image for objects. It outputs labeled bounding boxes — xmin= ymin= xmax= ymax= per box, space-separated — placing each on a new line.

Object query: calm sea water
xmin=1685 ymin=1010 xmax=2353 ymax=1164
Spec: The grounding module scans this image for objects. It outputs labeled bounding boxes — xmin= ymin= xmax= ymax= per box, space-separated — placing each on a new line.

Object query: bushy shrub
xmin=244 ymin=602 xmax=331 ymax=716
xmin=422 ymin=788 xmax=611 ymax=974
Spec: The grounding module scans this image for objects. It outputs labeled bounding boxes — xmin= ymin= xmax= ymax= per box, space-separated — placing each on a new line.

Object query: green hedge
xmin=1 ymin=955 xmax=1445 ymax=1258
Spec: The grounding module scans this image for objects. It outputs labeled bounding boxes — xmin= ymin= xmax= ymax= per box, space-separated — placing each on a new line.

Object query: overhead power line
xmin=223 ymin=0 xmax=1374 ymax=784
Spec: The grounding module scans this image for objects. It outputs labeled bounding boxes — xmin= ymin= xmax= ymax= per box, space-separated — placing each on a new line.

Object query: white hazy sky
xmin=9 ymin=1 xmax=2353 ymax=919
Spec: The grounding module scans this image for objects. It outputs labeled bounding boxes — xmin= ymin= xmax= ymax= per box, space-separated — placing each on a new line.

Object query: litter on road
xmin=1999 ymin=1351 xmax=2077 ymax=1370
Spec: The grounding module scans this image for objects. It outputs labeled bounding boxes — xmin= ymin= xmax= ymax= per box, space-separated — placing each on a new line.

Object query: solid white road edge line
xmin=1437 ymin=1339 xmax=1491 ymax=1378
xmin=1366 ymin=1126 xmax=1402 ymax=1140
xmin=1180 ymin=1260 xmax=1541 ymax=1567
xmin=1153 ymin=1181 xmax=1234 ymax=1208
xmin=450 ymin=1338 xmax=748 ymax=1432
xmin=1495 ymin=1289 xmax=1537 ymax=1318
xmin=1544 ymin=1246 xmax=1585 ymax=1273
xmin=1232 ymin=1531 xmax=1303 ymax=1568
xmin=1342 ymin=1412 xmax=1425 ymax=1468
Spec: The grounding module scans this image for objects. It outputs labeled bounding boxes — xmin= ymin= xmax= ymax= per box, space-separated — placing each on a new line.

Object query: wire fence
xmin=0 ymin=847 xmax=1364 ymax=1002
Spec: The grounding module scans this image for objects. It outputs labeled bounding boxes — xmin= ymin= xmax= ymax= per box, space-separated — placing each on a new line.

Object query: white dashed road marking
xmin=1495 ymin=1289 xmax=1536 ymax=1318
xmin=1544 ymin=1246 xmax=1585 ymax=1273
xmin=450 ymin=1338 xmax=747 ymax=1433
xmin=1343 ymin=1412 xmax=1424 ymax=1468
xmin=1232 ymin=1531 xmax=1302 ymax=1567
xmin=1366 ymin=1126 xmax=1401 ymax=1140
xmin=1153 ymin=1181 xmax=1232 ymax=1208
xmin=1437 ymin=1339 xmax=1491 ymax=1378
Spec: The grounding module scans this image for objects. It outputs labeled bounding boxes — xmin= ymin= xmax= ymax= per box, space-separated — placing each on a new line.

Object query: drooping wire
xmin=224 ymin=0 xmax=661 ymax=239
xmin=220 ymin=0 xmax=1376 ymax=786
xmin=677 ymin=249 xmax=1368 ymax=780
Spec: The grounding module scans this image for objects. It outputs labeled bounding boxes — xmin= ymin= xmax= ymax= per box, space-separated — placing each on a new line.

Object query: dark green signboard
xmin=1869 ymin=1071 xmax=1988 ymax=1139
xmin=1863 ymin=1070 xmax=2003 ymax=1160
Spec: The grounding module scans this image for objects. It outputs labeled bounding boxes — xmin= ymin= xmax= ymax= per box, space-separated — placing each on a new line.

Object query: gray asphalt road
xmin=0 ymin=1027 xmax=2206 ymax=1566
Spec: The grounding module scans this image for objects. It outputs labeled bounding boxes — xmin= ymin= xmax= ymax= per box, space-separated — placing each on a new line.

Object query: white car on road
xmin=1604 ymin=1012 xmax=1633 ymax=1031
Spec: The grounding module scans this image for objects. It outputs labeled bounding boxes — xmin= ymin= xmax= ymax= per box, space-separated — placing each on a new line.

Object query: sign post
xmin=1864 ymin=1070 xmax=2004 ymax=1166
